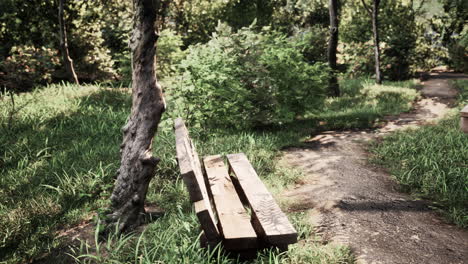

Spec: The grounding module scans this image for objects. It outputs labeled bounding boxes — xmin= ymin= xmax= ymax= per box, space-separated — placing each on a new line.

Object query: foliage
xmin=0 ymin=46 xmax=60 ymax=92
xmin=0 ymin=0 xmax=57 ymax=59
xmin=290 ymin=25 xmax=329 ymax=64
xmin=271 ymin=0 xmax=329 ymax=32
xmin=412 ymin=28 xmax=448 ymax=72
xmin=447 ymin=26 xmax=468 ymax=73
xmin=67 ymin=1 xmax=116 ymax=81
xmin=169 ymin=23 xmax=328 ymax=129
xmin=116 ymin=29 xmax=186 ymax=85
xmin=170 ymin=0 xmax=232 ymax=45
xmin=340 ymin=0 xmax=418 ymax=80
xmin=157 ymin=29 xmax=186 ymax=79
xmin=0 ymin=83 xmax=357 ymax=263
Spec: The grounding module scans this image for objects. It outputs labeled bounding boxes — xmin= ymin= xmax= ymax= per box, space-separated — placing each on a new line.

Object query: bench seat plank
xmin=174 ymin=118 xmax=220 ymax=242
xmin=227 ymin=153 xmax=297 ymax=246
xmin=204 ymin=155 xmax=258 ymax=250
xmin=461 ymin=105 xmax=468 ymax=117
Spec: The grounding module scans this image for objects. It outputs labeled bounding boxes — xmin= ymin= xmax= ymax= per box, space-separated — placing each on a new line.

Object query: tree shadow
xmin=337 ymin=199 xmax=431 ymax=212
xmin=0 ymin=89 xmax=136 ymax=262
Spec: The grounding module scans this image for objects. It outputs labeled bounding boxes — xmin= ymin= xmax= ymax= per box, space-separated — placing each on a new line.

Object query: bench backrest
xmin=174 ymin=118 xmax=220 ymax=242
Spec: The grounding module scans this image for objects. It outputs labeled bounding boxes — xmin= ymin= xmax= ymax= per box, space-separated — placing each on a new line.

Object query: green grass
xmin=369 ymin=79 xmax=468 ymax=228
xmin=0 ymin=79 xmax=418 ymax=263
xmin=308 ymin=78 xmax=420 ymax=131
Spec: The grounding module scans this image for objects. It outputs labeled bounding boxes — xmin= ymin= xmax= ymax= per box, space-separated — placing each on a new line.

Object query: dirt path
xmin=282 ymin=72 xmax=468 ymax=264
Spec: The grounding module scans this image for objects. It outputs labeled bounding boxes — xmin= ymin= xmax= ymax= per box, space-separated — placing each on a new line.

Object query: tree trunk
xmin=107 ymin=0 xmax=166 ymax=233
xmin=58 ymin=0 xmax=79 ymax=84
xmin=327 ymin=0 xmax=340 ymax=97
xmin=371 ymin=0 xmax=382 ymax=84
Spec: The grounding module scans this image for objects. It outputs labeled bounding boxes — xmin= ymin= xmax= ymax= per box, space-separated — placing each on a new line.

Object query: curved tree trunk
xmin=371 ymin=0 xmax=382 ymax=84
xmin=327 ymin=0 xmax=340 ymax=97
xmin=107 ymin=0 xmax=166 ymax=233
xmin=58 ymin=0 xmax=79 ymax=84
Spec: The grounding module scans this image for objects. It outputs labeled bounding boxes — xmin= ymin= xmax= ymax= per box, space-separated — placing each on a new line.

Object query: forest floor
xmin=282 ymin=72 xmax=468 ymax=264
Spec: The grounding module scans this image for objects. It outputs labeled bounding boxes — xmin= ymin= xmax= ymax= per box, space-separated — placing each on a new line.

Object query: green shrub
xmin=67 ymin=1 xmax=117 ymax=82
xmin=447 ymin=27 xmax=468 ymax=73
xmin=0 ymin=46 xmax=59 ymax=92
xmin=157 ymin=29 xmax=186 ymax=79
xmin=290 ymin=25 xmax=328 ymax=64
xmin=169 ymin=23 xmax=328 ymax=129
xmin=116 ymin=29 xmax=185 ymax=86
xmin=340 ymin=1 xmax=418 ymax=80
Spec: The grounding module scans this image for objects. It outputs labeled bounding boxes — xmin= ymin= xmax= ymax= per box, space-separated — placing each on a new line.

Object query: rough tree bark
xmin=107 ymin=0 xmax=166 ymax=232
xmin=361 ymin=0 xmax=382 ymax=84
xmin=327 ymin=0 xmax=340 ymax=97
xmin=58 ymin=0 xmax=79 ymax=84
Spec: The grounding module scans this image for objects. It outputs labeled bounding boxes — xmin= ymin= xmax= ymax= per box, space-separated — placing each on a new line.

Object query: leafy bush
xmin=447 ymin=26 xmax=468 ymax=73
xmin=68 ymin=1 xmax=116 ymax=82
xmin=169 ymin=23 xmax=328 ymax=128
xmin=340 ymin=1 xmax=418 ymax=80
xmin=412 ymin=29 xmax=448 ymax=72
xmin=0 ymin=46 xmax=59 ymax=92
xmin=157 ymin=29 xmax=186 ymax=79
xmin=290 ymin=25 xmax=328 ymax=64
xmin=117 ymin=29 xmax=186 ymax=85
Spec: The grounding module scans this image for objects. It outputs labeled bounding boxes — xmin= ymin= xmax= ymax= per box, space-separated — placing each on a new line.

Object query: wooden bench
xmin=461 ymin=105 xmax=468 ymax=133
xmin=174 ymin=118 xmax=297 ymax=252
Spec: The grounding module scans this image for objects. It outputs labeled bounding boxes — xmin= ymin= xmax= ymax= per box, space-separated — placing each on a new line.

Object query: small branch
xmin=360 ymin=0 xmax=372 ymax=15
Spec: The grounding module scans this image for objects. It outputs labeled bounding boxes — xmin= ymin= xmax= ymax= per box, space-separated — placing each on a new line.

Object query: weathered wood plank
xmin=174 ymin=118 xmax=202 ymax=202
xmin=174 ymin=118 xmax=220 ymax=242
xmin=461 ymin=106 xmax=468 ymax=133
xmin=460 ymin=105 xmax=468 ymax=117
xmin=461 ymin=117 xmax=468 ymax=133
xmin=204 ymin=155 xmax=257 ymax=250
xmin=227 ymin=153 xmax=297 ymax=246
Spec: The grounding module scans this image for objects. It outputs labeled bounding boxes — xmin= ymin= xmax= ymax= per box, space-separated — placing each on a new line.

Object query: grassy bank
xmin=369 ymin=79 xmax=468 ymax=228
xmin=0 ymin=78 xmax=418 ymax=263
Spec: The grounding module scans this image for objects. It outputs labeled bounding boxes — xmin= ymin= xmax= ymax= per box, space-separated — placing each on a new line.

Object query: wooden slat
xmin=461 ymin=105 xmax=468 ymax=117
xmin=227 ymin=153 xmax=297 ymax=246
xmin=174 ymin=118 xmax=203 ymax=202
xmin=204 ymin=155 xmax=258 ymax=250
xmin=174 ymin=118 xmax=220 ymax=242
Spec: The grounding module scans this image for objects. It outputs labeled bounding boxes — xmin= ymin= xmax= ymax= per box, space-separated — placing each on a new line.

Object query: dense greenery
xmin=0 ymin=78 xmax=418 ymax=263
xmin=0 ymin=0 xmax=466 ymax=262
xmin=370 ymin=79 xmax=468 ymax=227
xmin=1 ymin=0 xmax=467 ymax=92
xmin=168 ymin=23 xmax=328 ymax=128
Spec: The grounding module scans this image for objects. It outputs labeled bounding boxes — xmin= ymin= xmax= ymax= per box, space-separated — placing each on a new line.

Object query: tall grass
xmin=369 ymin=79 xmax=468 ymax=227
xmin=0 ymin=79 xmax=418 ymax=263
xmin=308 ymin=78 xmax=420 ymax=130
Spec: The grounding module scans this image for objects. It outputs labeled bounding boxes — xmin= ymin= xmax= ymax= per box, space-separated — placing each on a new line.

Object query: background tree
xmin=106 ymin=0 xmax=166 ymax=232
xmin=361 ymin=0 xmax=383 ymax=84
xmin=58 ymin=0 xmax=78 ymax=84
xmin=328 ymin=0 xmax=340 ymax=96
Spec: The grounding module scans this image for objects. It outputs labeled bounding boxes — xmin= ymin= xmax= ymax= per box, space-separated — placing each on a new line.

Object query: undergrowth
xmin=309 ymin=78 xmax=420 ymax=130
xmin=0 ymin=78 xmax=418 ymax=263
xmin=369 ymin=79 xmax=468 ymax=228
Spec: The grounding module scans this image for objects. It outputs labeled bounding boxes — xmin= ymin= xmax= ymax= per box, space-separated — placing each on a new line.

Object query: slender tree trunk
xmin=107 ymin=0 xmax=166 ymax=233
xmin=58 ymin=0 xmax=79 ymax=84
xmin=327 ymin=0 xmax=340 ymax=97
xmin=371 ymin=0 xmax=382 ymax=84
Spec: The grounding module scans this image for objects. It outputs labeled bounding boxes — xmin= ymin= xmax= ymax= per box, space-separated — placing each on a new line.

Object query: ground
xmin=282 ymin=72 xmax=468 ymax=264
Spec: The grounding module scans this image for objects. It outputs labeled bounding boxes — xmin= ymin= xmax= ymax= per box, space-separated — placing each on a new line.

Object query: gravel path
xmin=282 ymin=72 xmax=468 ymax=264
